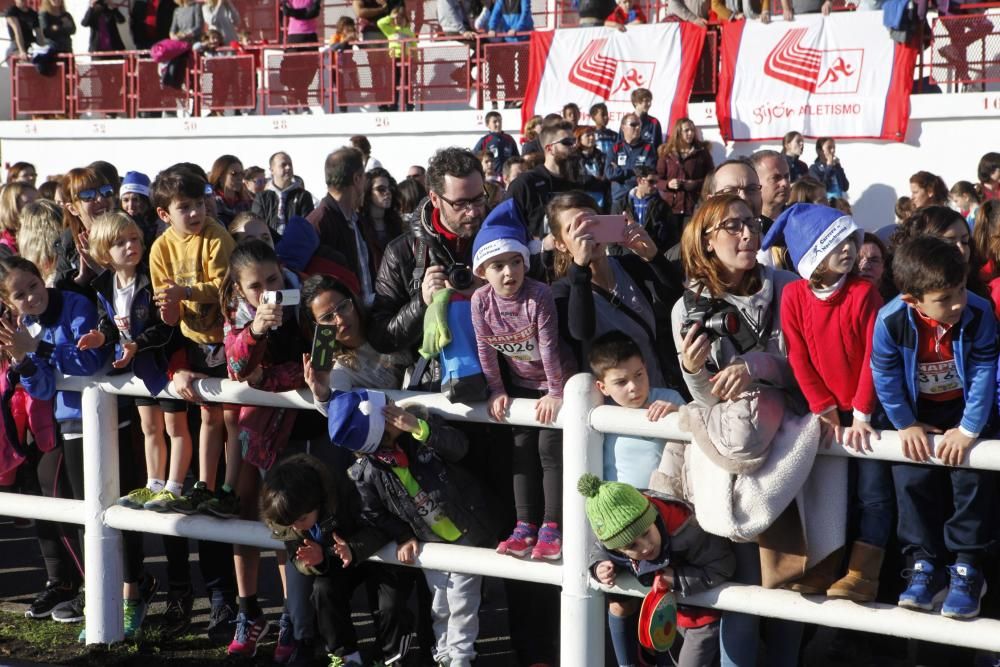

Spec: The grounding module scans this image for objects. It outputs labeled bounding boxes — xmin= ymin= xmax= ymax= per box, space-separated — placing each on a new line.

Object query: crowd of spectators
xmin=2 ymin=84 xmax=1000 ymax=667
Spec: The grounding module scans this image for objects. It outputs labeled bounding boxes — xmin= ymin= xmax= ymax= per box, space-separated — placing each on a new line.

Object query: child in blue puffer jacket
xmin=0 ymin=255 xmax=155 ymax=639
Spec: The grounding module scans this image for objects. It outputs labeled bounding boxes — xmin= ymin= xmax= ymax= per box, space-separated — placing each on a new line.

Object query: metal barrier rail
xmin=4 ymin=372 xmax=1000 ymax=658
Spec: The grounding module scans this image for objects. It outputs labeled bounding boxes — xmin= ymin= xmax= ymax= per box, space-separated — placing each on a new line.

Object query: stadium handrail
xmin=3 ymin=372 xmax=1000 ymax=659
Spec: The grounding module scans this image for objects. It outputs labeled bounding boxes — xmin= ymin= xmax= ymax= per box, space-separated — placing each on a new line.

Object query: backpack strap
xmin=410 ymin=234 xmax=427 ymax=293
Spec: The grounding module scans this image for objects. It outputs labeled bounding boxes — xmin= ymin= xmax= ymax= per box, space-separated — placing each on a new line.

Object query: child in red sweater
xmin=762 ymin=203 xmax=889 ymax=602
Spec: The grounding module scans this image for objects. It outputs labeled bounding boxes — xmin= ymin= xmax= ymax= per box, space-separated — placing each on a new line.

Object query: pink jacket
xmin=0 ymin=363 xmax=56 ymax=483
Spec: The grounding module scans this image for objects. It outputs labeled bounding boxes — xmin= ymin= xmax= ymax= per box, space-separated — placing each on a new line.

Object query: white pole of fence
xmin=559 ymin=373 xmax=605 ymax=666
xmin=0 ymin=493 xmax=85 ymax=524
xmin=81 ymin=385 xmax=123 ymax=645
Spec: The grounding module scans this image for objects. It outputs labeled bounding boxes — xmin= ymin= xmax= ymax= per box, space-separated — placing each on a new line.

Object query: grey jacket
xmin=588 ymin=491 xmax=734 ymax=598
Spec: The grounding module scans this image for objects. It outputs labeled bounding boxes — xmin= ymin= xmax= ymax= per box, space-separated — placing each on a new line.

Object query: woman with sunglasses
xmin=208 ymin=155 xmax=252 ymax=227
xmin=671 ymin=193 xmax=810 ymax=667
xmin=54 ymin=167 xmax=116 ymax=291
xmin=360 ymin=168 xmax=404 ymax=260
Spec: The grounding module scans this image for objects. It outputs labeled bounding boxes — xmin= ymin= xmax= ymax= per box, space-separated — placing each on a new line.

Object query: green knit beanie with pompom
xmin=577 ymin=473 xmax=657 ymax=550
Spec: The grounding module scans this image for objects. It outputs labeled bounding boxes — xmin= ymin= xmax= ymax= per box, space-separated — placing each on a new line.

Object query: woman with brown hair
xmin=656 ymin=117 xmax=714 ymax=221
xmin=54 ymin=167 xmax=116 ymax=289
xmin=671 ymin=193 xmax=822 ymax=667
xmin=908 ymin=170 xmax=949 ymax=209
xmin=547 ymin=190 xmax=683 ymax=389
xmin=208 ymin=155 xmax=252 ymax=227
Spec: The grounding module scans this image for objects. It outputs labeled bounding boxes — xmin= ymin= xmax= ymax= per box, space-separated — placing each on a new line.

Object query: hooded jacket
xmin=14 ymin=289 xmax=108 ymax=430
xmin=252 ymin=178 xmax=315 ymax=242
xmin=91 ymin=267 xmax=176 ymax=397
xmin=265 ymin=455 xmax=389 ymax=576
xmin=349 ymin=407 xmax=496 ymax=548
xmin=588 ymin=491 xmax=734 ymax=628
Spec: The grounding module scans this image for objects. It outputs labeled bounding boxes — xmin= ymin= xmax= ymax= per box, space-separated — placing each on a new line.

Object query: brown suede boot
xmin=826 ymin=542 xmax=885 ymax=602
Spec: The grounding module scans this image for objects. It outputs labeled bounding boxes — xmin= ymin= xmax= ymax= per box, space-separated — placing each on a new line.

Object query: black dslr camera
xmin=447 ymin=263 xmax=475 ymax=291
xmin=680 ymin=298 xmax=741 ymax=342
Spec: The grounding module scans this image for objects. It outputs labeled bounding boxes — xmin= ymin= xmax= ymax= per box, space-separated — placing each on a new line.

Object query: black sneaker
xmin=207 ymin=601 xmax=236 ymax=644
xmin=25 ymin=581 xmax=76 ymax=619
xmin=162 ymin=586 xmax=194 ymax=638
xmin=167 ymin=481 xmax=215 ymax=515
xmin=51 ymin=590 xmax=85 ymax=623
xmin=138 ymin=573 xmax=159 ymax=606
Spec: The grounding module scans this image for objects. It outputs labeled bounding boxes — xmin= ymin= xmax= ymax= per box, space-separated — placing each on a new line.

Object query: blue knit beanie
xmin=327 ymin=390 xmax=387 ymax=454
xmin=120 ymin=171 xmax=151 ymax=198
xmin=761 ymin=203 xmax=863 ymax=279
xmin=472 ymin=199 xmax=530 ymax=273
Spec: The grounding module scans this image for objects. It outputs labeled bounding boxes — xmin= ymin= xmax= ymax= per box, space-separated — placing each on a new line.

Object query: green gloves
xmin=418 ymin=288 xmax=454 ymax=360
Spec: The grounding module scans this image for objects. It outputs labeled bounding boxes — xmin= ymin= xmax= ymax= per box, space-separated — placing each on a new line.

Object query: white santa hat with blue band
xmin=327 ymin=389 xmax=387 ymax=454
xmin=762 ymin=203 xmax=864 ymax=280
xmin=472 ymin=199 xmax=533 ymax=273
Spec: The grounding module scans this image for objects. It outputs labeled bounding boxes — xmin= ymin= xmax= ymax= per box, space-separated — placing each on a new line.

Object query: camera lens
xmin=448 ymin=264 xmax=474 ymax=291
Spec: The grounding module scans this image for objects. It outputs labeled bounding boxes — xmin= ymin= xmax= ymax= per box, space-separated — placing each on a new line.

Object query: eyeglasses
xmin=437 ymin=189 xmax=488 ymax=212
xmin=546 ymin=137 xmax=576 ymax=148
xmin=253 ymin=178 xmax=267 ymax=187
xmin=76 ymin=184 xmax=115 ymax=202
xmin=318 ymin=297 xmax=355 ymax=323
xmin=715 ymin=184 xmax=763 ymax=196
xmin=625 ymin=122 xmax=641 ymax=128
xmin=372 ymin=186 xmax=391 ymax=195
xmin=705 ymin=216 xmax=762 ymax=236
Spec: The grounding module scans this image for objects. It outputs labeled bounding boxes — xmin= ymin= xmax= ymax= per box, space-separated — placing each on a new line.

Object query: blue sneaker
xmin=898 ymin=559 xmax=948 ymax=611
xmin=942 ymin=563 xmax=987 ymax=619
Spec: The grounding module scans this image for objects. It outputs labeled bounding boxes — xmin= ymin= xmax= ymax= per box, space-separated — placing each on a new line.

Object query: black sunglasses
xmin=77 ymin=184 xmax=115 ymax=202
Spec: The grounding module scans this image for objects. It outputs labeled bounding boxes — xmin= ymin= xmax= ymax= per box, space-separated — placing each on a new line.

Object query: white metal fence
xmin=3 ymin=372 xmax=1000 ymax=661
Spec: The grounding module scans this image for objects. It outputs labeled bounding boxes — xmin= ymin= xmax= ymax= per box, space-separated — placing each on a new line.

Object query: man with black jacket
xmin=368 ymin=147 xmax=487 ymax=358
xmin=506 ymin=118 xmax=601 ymax=239
xmin=307 ymin=147 xmax=378 ymax=305
xmin=252 ymin=151 xmax=315 ymax=241
xmin=605 ymin=112 xmax=656 ymax=211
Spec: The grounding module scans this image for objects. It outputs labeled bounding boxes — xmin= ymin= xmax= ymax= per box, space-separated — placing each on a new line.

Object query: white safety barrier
xmin=3 ymin=372 xmax=1000 ymax=658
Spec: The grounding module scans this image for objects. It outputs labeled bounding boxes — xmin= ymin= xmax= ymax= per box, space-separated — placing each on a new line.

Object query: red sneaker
xmin=496 ymin=521 xmax=537 ymax=557
xmin=227 ymin=611 xmax=269 ymax=656
xmin=530 ymin=522 xmax=562 ymax=560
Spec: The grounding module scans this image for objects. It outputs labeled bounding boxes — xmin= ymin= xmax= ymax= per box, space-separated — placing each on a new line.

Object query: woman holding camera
xmin=670 ymin=193 xmax=838 ymax=667
xmin=546 ymin=191 xmax=684 ymax=388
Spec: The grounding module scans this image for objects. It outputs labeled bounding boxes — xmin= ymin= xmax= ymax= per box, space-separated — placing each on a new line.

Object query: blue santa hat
xmin=472 ymin=199 xmax=532 ymax=273
xmin=120 ymin=171 xmax=151 ymax=198
xmin=761 ymin=203 xmax=863 ymax=279
xmin=327 ymin=389 xmax=387 ymax=454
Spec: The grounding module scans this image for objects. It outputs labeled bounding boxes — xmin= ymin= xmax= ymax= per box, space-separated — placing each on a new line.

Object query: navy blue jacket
xmin=473 ymin=131 xmax=520 ymax=173
xmin=871 ymin=293 xmax=997 ymax=436
xmin=617 ymin=114 xmax=664 ymax=150
xmin=91 ymin=267 xmax=176 ymax=397
xmin=604 ymin=140 xmax=656 ymax=205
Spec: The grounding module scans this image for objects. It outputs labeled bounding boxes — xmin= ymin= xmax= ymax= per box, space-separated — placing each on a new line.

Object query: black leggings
xmin=60 ymin=423 xmax=146 ymax=584
xmin=509 ymin=387 xmax=562 ymax=525
xmin=22 ymin=444 xmax=84 ymax=586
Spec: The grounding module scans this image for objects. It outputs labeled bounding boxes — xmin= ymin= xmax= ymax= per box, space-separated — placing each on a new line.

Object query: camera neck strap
xmin=591 ymin=283 xmax=657 ymax=346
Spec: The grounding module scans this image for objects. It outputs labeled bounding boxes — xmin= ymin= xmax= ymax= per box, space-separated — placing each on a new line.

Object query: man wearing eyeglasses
xmin=368 ymin=147 xmax=489 ymax=356
xmin=605 ymin=112 xmax=656 ymax=211
xmin=251 ymin=151 xmax=315 ymax=242
xmin=506 ymin=118 xmax=599 ymax=238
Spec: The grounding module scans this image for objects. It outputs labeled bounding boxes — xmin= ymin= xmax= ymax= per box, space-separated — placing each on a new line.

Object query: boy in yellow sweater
xmin=148 ymin=165 xmax=237 ymax=516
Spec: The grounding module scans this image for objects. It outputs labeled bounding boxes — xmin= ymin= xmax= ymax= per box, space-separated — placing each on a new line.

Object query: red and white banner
xmin=716 ymin=12 xmax=917 ymax=142
xmin=522 ymin=24 xmax=706 ymax=131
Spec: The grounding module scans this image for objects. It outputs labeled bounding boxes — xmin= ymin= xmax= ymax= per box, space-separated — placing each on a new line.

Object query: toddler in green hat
xmin=579 ymin=473 xmax=735 ymax=667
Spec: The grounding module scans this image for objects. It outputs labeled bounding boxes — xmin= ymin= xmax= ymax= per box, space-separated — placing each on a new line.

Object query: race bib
xmin=114 ymin=314 xmax=133 ymax=341
xmin=617 ymin=153 xmax=627 ymax=166
xmin=484 ymin=327 xmax=542 ymax=362
xmin=918 ymin=359 xmax=960 ymax=396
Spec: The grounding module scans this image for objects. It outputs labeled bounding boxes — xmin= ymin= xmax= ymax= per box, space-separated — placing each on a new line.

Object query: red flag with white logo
xmin=716 ymin=13 xmax=917 ymax=142
xmin=522 ymin=24 xmax=706 ymax=131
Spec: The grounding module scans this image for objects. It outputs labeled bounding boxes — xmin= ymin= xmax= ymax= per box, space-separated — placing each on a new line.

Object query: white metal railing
xmin=3 ymin=372 xmax=1000 ymax=659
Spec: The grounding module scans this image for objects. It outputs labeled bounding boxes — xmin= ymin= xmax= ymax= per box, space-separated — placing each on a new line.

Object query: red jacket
xmin=656 ymin=147 xmax=715 ymax=216
xmin=781 ymin=275 xmax=883 ymax=416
